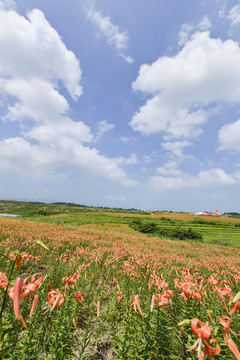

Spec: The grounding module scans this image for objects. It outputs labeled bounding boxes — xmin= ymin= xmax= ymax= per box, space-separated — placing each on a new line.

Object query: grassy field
xmin=1 ymin=201 xmax=240 ymax=359
xmin=33 ymin=210 xmax=240 ymax=247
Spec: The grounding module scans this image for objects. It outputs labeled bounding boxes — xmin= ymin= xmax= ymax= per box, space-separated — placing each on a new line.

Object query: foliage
xmin=129 ymin=218 xmax=203 ymax=241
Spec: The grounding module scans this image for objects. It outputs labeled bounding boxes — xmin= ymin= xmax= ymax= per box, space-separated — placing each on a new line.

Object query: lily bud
xmin=13 ymin=276 xmax=22 ymax=319
xmin=35 ymin=240 xmax=49 ymax=251
xmin=232 ymin=291 xmax=240 ymax=304
xmin=177 ymin=319 xmax=191 ymax=327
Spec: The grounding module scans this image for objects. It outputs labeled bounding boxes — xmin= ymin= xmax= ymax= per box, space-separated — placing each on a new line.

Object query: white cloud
xmin=0 ymin=8 xmax=82 ymax=99
xmin=218 ymin=119 xmax=240 ymax=152
xmin=85 ymin=5 xmax=133 ymax=63
xmin=117 ymin=154 xmax=137 ymax=165
xmin=156 ymin=161 xmax=182 ymax=176
xmin=121 ymin=136 xmax=136 ymax=143
xmin=178 ymin=23 xmax=193 ymax=46
xmin=94 ymin=120 xmax=115 ymax=142
xmin=131 ymin=31 xmax=240 ymax=155
xmin=0 ymin=0 xmax=15 ymax=10
xmin=178 ymin=16 xmax=211 ymax=46
xmin=3 ymin=78 xmax=69 ymax=123
xmin=197 ymin=15 xmax=212 ymax=31
xmin=0 ymin=4 xmax=135 ymax=186
xmin=228 ymin=5 xmax=240 ymax=26
xmin=24 ymin=119 xmax=93 ymax=144
xmin=119 ymin=53 xmax=134 ymax=64
xmin=87 ymin=7 xmax=128 ymax=49
xmin=0 ymin=136 xmax=137 ymax=185
xmin=161 ymin=141 xmax=193 ymax=157
xmin=150 ymin=168 xmax=237 ymax=191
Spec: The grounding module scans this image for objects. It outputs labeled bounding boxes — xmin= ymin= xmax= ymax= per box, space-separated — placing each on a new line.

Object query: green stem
xmin=0 ymin=256 xmax=17 ymax=320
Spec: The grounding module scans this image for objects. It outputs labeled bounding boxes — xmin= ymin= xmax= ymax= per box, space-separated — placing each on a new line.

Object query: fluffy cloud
xmin=218 ymin=119 xmax=240 ymax=152
xmin=131 ymin=31 xmax=240 ymax=154
xmin=150 ymin=168 xmax=238 ymax=191
xmin=0 ymin=4 xmax=134 ymax=185
xmin=0 ymin=136 xmax=136 ymax=185
xmin=0 ymin=8 xmax=82 ymax=100
xmin=0 ymin=0 xmax=15 ymax=10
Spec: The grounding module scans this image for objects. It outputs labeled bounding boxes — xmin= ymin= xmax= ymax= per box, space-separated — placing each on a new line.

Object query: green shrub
xmin=130 ymin=219 xmax=203 ymax=241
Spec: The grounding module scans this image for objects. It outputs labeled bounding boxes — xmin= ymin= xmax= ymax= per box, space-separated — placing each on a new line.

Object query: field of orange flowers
xmin=1 ymin=215 xmax=240 ymax=359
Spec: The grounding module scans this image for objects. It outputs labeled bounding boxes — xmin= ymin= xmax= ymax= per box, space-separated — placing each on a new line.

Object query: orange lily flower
xmin=129 ymin=295 xmax=143 ymax=316
xmin=220 ymin=316 xmax=240 ymax=360
xmin=97 ymin=301 xmax=100 ymax=317
xmin=188 ymin=318 xmax=220 ymax=360
xmin=21 ymin=273 xmax=44 ymax=299
xmin=117 ymin=290 xmax=123 ymax=305
xmin=0 ymin=272 xmax=8 ymax=288
xmin=229 ymin=300 xmax=240 ymax=315
xmin=150 ymin=294 xmax=155 ymax=312
xmin=29 ymin=294 xmax=39 ymax=318
xmin=13 ymin=276 xmax=23 ymax=319
xmin=47 ymin=289 xmax=64 ymax=312
xmin=62 ymin=272 xmax=80 ymax=287
xmin=15 ymin=255 xmax=23 ymax=271
xmin=74 ymin=290 xmax=85 ymax=305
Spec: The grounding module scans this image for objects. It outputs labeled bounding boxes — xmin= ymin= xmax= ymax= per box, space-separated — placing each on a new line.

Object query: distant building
xmin=194 ymin=210 xmax=220 ymax=216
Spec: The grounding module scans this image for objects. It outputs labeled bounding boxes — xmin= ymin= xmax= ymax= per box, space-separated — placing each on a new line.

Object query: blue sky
xmin=1 ymin=0 xmax=240 ymax=212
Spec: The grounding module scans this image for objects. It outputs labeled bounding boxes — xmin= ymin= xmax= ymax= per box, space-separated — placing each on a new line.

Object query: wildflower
xmin=97 ymin=301 xmax=100 ymax=317
xmin=220 ymin=316 xmax=240 ymax=360
xmin=150 ymin=294 xmax=155 ymax=312
xmin=47 ymin=289 xmax=64 ymax=312
xmin=74 ymin=291 xmax=85 ymax=305
xmin=29 ymin=294 xmax=39 ymax=318
xmin=35 ymin=240 xmax=49 ymax=251
xmin=229 ymin=300 xmax=240 ymax=315
xmin=117 ymin=290 xmax=123 ymax=305
xmin=129 ymin=295 xmax=143 ymax=316
xmin=13 ymin=276 xmax=23 ymax=319
xmin=0 ymin=272 xmax=8 ymax=288
xmin=21 ymin=273 xmax=44 ymax=298
xmin=15 ymin=255 xmax=23 ymax=271
xmin=188 ymin=318 xmax=220 ymax=360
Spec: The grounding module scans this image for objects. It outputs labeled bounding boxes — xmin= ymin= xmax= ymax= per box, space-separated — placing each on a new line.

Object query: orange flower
xmin=117 ymin=290 xmax=123 ymax=305
xmin=129 ymin=295 xmax=143 ymax=316
xmin=220 ymin=316 xmax=240 ymax=360
xmin=47 ymin=289 xmax=64 ymax=312
xmin=0 ymin=272 xmax=8 ymax=288
xmin=188 ymin=318 xmax=220 ymax=360
xmin=29 ymin=294 xmax=39 ymax=318
xmin=21 ymin=273 xmax=44 ymax=299
xmin=229 ymin=300 xmax=240 ymax=315
xmin=74 ymin=291 xmax=85 ymax=305
xmin=62 ymin=272 xmax=80 ymax=287
xmin=13 ymin=276 xmax=23 ymax=319
xmin=97 ymin=301 xmax=100 ymax=317
xmin=150 ymin=294 xmax=155 ymax=312
xmin=15 ymin=255 xmax=23 ymax=271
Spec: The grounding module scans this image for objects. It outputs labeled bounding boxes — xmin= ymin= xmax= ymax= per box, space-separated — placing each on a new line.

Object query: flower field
xmin=1 ymin=214 xmax=240 ymax=359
